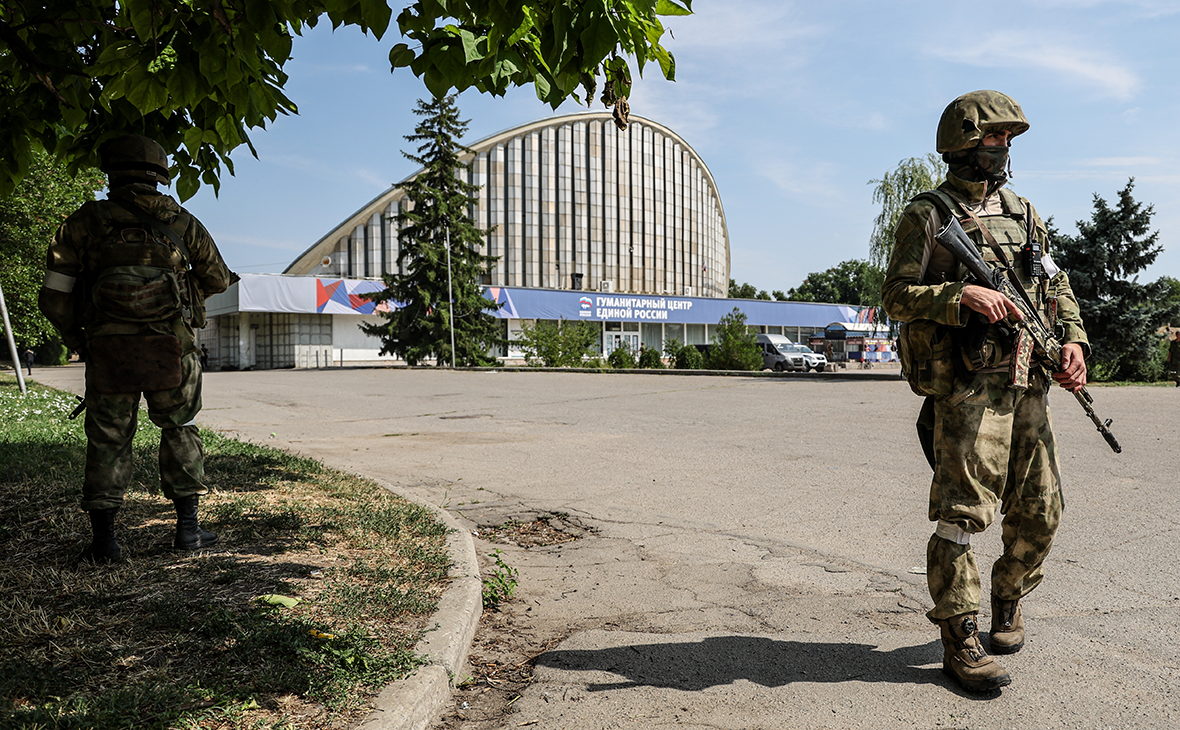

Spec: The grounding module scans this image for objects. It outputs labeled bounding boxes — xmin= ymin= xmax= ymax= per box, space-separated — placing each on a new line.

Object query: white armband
xmin=42 ymin=270 xmax=77 ymax=293
xmin=935 ymin=519 xmax=972 ymax=545
xmin=1041 ymin=253 xmax=1061 ymax=279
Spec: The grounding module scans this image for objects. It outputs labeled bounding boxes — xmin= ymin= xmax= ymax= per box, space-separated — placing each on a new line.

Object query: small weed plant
xmin=481 ymin=548 xmax=519 ymax=608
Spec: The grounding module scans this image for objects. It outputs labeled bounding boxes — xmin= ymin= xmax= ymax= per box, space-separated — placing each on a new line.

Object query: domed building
xmin=286 ymin=111 xmax=731 ymax=298
xmin=202 ymin=112 xmax=861 ymax=369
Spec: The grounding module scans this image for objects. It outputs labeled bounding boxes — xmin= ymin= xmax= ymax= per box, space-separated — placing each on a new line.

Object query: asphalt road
xmin=34 ymin=365 xmax=1180 ymax=729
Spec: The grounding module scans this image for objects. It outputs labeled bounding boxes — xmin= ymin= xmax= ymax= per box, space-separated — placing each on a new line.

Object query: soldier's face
xmin=981 ymin=130 xmax=1013 ymax=147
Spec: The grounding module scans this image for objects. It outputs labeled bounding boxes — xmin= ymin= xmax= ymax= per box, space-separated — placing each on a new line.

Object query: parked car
xmin=785 ymin=343 xmax=827 ymax=372
xmin=755 ymin=334 xmax=805 ymax=372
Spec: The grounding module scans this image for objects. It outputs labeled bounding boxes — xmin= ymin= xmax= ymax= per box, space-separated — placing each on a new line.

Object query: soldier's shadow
xmin=537 ymin=635 xmax=990 ymax=697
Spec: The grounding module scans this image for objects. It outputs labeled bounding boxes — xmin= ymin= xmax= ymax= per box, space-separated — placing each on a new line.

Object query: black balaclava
xmin=945 ymin=139 xmax=1011 ymax=189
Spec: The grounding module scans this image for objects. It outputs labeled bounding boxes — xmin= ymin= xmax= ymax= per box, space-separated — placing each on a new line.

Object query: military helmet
xmin=936 ymin=91 xmax=1029 ymax=154
xmin=99 ymin=134 xmax=170 ymax=185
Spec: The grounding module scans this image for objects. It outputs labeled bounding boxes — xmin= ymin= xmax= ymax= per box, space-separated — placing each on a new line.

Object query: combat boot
xmin=990 ymin=596 xmax=1025 ymax=654
xmin=173 ymin=496 xmax=218 ymax=551
xmin=937 ymin=613 xmax=1011 ymax=692
xmin=80 ymin=508 xmax=123 ymax=564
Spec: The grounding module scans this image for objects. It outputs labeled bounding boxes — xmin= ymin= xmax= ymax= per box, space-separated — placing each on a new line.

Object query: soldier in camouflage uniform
xmin=1167 ymin=331 xmax=1180 ymax=387
xmin=38 ymin=135 xmax=235 ymax=563
xmin=882 ymin=91 xmax=1089 ymax=692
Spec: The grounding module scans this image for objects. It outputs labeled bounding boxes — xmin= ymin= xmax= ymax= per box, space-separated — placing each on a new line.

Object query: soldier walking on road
xmin=883 ymin=91 xmax=1090 ymax=692
xmin=38 ymin=135 xmax=236 ymax=564
xmin=1167 ymin=331 xmax=1180 ymax=387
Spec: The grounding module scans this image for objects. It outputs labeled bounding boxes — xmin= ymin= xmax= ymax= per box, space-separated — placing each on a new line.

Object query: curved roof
xmin=285 ymin=111 xmax=729 ymax=279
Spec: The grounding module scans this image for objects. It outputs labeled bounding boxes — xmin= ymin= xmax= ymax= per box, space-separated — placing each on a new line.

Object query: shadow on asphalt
xmin=537 ymin=636 xmax=988 ymax=695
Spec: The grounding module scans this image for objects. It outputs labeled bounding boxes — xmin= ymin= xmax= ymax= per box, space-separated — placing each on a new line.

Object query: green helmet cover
xmin=99 ymin=134 xmax=170 ymax=185
xmin=936 ymin=91 xmax=1029 ymax=154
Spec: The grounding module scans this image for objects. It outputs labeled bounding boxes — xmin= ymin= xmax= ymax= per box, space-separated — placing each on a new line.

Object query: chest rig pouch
xmin=898 ymin=188 xmax=1044 ymax=396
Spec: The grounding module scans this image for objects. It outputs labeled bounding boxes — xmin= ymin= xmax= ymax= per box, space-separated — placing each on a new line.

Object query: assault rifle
xmin=935 ymin=216 xmax=1122 ymax=454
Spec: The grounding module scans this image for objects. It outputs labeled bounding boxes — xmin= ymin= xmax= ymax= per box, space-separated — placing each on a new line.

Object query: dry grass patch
xmin=0 ymin=375 xmax=451 ymax=729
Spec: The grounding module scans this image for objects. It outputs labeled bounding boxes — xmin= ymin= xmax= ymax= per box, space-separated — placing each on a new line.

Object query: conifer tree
xmin=1050 ymin=179 xmax=1180 ymax=381
xmin=361 ymin=96 xmax=502 ymax=366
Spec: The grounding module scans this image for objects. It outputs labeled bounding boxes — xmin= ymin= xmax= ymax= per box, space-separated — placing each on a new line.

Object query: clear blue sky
xmin=183 ymin=0 xmax=1180 ymax=294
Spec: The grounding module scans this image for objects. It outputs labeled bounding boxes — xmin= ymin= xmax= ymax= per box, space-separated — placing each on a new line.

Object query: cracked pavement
xmin=34 ymin=366 xmax=1180 ymax=728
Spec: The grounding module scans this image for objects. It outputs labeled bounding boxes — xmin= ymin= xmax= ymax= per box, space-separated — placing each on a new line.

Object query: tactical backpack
xmin=91 ymin=222 xmax=189 ymax=325
xmin=86 ymin=198 xmax=194 ymax=394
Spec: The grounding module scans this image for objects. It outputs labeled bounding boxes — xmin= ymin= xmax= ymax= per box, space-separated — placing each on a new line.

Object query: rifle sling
xmin=956 ymin=206 xmax=1042 ymax=320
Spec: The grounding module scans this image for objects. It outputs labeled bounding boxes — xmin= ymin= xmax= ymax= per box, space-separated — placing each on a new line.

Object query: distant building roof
xmin=826 ymin=322 xmax=891 ymax=336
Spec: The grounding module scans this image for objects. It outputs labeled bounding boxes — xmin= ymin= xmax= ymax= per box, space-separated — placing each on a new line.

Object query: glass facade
xmin=301 ymin=113 xmax=729 ymax=298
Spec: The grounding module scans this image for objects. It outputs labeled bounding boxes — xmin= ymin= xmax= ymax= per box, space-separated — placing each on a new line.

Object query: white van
xmin=756 ymin=334 xmax=804 ymax=372
xmin=755 ymin=334 xmax=828 ymax=372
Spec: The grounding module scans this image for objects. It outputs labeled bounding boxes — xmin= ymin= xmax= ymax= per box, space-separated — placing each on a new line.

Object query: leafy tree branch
xmin=0 ymin=0 xmax=692 ymax=201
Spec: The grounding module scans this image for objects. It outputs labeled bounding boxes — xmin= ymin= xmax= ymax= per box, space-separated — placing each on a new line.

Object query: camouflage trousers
xmin=925 ymin=369 xmax=1063 ymax=622
xmin=81 ymin=351 xmax=206 ymax=510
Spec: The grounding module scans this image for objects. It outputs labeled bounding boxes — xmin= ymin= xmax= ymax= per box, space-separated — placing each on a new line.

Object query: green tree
xmin=1158 ymin=276 xmax=1180 ymax=323
xmin=728 ymin=279 xmax=770 ymax=300
xmin=868 ymin=154 xmax=945 ymax=271
xmin=607 ymin=341 xmax=637 ymax=368
xmin=1050 ymin=179 xmax=1180 ymax=381
xmin=866 ymin=154 xmax=945 ymax=314
xmin=0 ymin=150 xmax=105 ymax=350
xmin=786 ymin=259 xmax=876 ymax=305
xmin=663 ymin=337 xmax=703 ymax=369
xmin=705 ymin=307 xmax=761 ymax=371
xmin=360 ymin=96 xmax=501 ymax=367
xmin=513 ymin=318 xmax=599 ymax=367
xmin=637 ymin=344 xmax=663 ymax=368
xmin=0 ymin=0 xmax=691 ymax=200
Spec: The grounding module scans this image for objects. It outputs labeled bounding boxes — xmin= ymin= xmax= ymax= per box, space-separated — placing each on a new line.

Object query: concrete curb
xmin=358 ymin=482 xmax=482 ymax=730
xmin=297 ymin=362 xmax=907 ymax=382
xmin=460 ymin=365 xmax=908 ymax=381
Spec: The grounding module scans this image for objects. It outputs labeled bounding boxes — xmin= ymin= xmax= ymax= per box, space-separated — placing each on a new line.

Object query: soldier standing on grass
xmin=882 ymin=91 xmax=1090 ymax=692
xmin=38 ymin=135 xmax=236 ymax=564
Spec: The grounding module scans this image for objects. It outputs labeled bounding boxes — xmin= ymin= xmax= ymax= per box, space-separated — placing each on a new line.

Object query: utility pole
xmin=0 ymin=281 xmax=28 ymax=395
xmin=446 ymin=228 xmax=456 ymax=369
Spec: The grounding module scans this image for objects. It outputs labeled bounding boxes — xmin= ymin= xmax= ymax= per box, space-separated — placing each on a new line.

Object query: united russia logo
xmin=578 ymin=296 xmax=593 ymax=317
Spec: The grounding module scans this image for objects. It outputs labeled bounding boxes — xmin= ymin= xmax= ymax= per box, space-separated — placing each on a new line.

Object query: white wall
xmin=332 ymin=314 xmax=398 ymax=362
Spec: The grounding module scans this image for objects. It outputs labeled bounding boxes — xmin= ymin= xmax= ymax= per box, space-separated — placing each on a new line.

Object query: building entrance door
xmin=605 ymin=332 xmax=639 ymax=357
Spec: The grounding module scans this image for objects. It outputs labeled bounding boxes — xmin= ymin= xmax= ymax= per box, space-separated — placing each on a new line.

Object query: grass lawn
xmin=0 ymin=372 xmax=452 ymax=729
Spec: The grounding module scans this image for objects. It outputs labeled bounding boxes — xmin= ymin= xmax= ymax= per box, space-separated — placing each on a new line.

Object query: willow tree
xmin=868 ymin=153 xmax=946 ymax=271
xmin=864 ymin=153 xmax=945 ymax=319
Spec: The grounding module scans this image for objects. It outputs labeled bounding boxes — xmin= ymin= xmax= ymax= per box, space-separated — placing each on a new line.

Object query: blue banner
xmin=485 ymin=287 xmax=858 ymax=328
xmin=214 ymin=276 xmax=863 ymax=329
